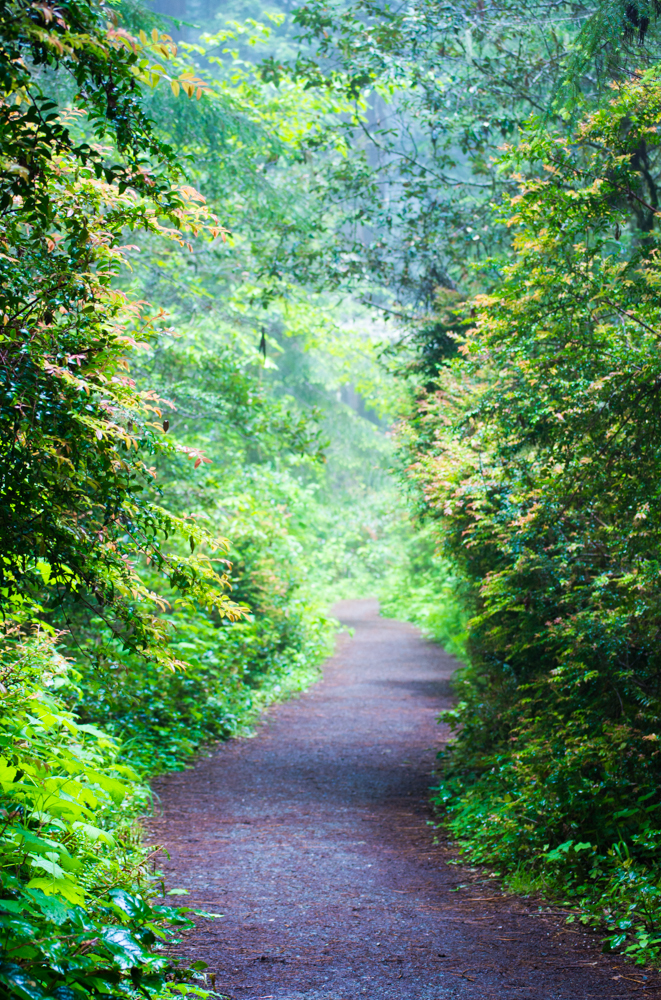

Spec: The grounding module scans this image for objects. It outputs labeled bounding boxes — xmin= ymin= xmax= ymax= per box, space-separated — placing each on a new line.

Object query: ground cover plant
xmin=0 ymin=629 xmax=206 ymax=1000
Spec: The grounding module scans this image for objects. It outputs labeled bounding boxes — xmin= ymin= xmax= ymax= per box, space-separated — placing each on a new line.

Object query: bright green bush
xmin=0 ymin=630 xmax=202 ymax=1000
xmin=71 ymin=600 xmax=332 ymax=774
xmin=435 ymin=713 xmax=661 ymax=960
xmin=380 ymin=525 xmax=469 ymax=657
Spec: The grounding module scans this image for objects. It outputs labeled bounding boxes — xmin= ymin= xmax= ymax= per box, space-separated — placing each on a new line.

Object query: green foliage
xmin=0 ymin=629 xmax=202 ymax=1000
xmin=71 ymin=516 xmax=334 ymax=773
xmin=264 ymin=0 xmax=661 ymax=307
xmin=73 ymin=600 xmax=331 ymax=774
xmin=379 ymin=525 xmax=469 ymax=657
xmin=401 ymin=68 xmax=661 ymax=961
xmin=0 ymin=0 xmax=176 ymax=216
xmin=435 ymin=719 xmax=661 ymax=961
xmin=0 ymin=0 xmax=247 ymax=667
xmin=0 ymin=155 xmax=241 ymax=659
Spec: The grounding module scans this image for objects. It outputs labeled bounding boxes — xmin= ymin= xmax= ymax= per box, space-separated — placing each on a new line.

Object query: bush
xmin=0 ymin=630 xmax=198 ymax=1000
xmin=70 ymin=600 xmax=332 ymax=775
xmin=405 ymin=69 xmax=661 ymax=963
xmin=380 ymin=524 xmax=469 ymax=657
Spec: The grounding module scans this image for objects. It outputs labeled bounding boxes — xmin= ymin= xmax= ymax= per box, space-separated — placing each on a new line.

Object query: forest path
xmin=149 ymin=599 xmax=656 ymax=1000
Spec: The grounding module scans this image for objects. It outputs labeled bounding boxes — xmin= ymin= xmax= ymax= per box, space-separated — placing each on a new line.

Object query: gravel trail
xmin=149 ymin=599 xmax=660 ymax=999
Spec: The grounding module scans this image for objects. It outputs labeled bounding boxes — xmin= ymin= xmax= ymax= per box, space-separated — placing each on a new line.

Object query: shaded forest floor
xmin=148 ymin=599 xmax=660 ymax=999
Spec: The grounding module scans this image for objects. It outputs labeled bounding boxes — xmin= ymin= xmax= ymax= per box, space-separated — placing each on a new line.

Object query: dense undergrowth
xmin=394 ymin=72 xmax=661 ymax=965
xmin=72 ymin=600 xmax=332 ymax=774
xmin=0 ymin=630 xmax=194 ymax=1000
xmin=379 ymin=526 xmax=469 ymax=660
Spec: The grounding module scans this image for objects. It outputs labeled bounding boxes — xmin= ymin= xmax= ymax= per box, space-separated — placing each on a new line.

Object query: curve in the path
xmin=149 ymin=599 xmax=659 ymax=1000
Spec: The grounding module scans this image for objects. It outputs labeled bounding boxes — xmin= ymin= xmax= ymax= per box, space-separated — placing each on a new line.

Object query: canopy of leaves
xmin=259 ymin=0 xmax=661 ymax=311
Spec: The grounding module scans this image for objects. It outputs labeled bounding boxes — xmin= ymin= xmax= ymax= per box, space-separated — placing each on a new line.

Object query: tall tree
xmin=0 ymin=0 xmax=243 ymax=664
xmin=265 ymin=0 xmax=661 ymax=311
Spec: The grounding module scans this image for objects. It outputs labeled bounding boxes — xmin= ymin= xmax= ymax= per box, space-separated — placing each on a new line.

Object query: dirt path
xmin=150 ymin=599 xmax=660 ymax=999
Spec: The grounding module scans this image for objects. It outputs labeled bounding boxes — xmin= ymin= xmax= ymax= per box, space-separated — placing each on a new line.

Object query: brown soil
xmin=149 ymin=599 xmax=661 ymax=999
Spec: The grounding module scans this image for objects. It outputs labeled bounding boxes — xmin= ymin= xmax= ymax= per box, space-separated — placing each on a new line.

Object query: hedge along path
xmin=149 ymin=599 xmax=660 ymax=1000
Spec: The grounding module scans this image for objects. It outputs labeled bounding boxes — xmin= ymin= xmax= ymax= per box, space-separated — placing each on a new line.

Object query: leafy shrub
xmin=380 ymin=524 xmax=469 ymax=657
xmin=403 ymin=68 xmax=661 ymax=962
xmin=0 ymin=630 xmax=199 ymax=1000
xmin=434 ymin=713 xmax=661 ymax=961
xmin=70 ymin=599 xmax=332 ymax=775
xmin=0 ymin=2 xmax=242 ymax=666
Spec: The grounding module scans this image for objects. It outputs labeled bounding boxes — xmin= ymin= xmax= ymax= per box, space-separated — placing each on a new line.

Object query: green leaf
xmin=26 ymin=877 xmax=85 ymax=907
xmin=100 ymin=927 xmax=151 ymax=969
xmin=0 ymin=963 xmax=47 ymax=1000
